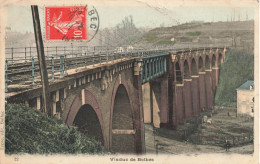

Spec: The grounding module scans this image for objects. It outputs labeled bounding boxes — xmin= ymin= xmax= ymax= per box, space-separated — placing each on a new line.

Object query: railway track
xmin=6 ymin=50 xmax=166 ymax=86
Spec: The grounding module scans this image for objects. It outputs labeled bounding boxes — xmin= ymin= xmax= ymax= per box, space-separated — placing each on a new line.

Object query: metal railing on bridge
xmin=5 ymin=46 xmax=172 ymax=92
xmin=5 ymin=44 xmax=227 ymax=63
xmin=5 ymin=45 xmax=173 ymax=63
xmin=5 ymin=46 xmax=102 ymax=63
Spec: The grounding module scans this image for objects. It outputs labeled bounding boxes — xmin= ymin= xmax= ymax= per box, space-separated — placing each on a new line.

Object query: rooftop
xmin=237 ymin=80 xmax=254 ymax=90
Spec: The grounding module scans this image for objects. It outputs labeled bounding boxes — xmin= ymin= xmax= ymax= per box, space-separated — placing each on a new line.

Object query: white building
xmin=236 ymin=80 xmax=254 ymax=117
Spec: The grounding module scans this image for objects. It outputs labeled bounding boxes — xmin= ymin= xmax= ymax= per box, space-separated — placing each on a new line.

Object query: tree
xmin=100 ymin=15 xmax=143 ymax=47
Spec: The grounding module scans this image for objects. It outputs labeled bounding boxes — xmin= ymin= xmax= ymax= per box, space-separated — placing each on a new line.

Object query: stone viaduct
xmin=6 ymin=47 xmax=226 ymax=154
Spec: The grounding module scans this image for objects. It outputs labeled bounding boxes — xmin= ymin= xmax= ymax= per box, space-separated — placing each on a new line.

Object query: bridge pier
xmin=183 ymin=79 xmax=193 ymax=119
xmin=191 ymin=76 xmax=200 ymax=116
xmin=170 ymin=81 xmax=177 ymax=129
xmin=167 ymin=58 xmax=176 ymax=129
xmin=142 ymin=83 xmax=152 ymax=124
xmin=205 ymin=70 xmax=214 ymax=110
xmin=175 ymin=84 xmax=185 ymax=124
xmin=149 ymin=77 xmax=169 ymax=128
xmin=133 ymin=61 xmax=145 ymax=154
xmin=199 ymin=72 xmax=207 ymax=111
xmin=212 ymin=67 xmax=219 ymax=95
xmin=159 ymin=77 xmax=171 ymax=128
xmin=150 ymin=82 xmax=160 ymax=128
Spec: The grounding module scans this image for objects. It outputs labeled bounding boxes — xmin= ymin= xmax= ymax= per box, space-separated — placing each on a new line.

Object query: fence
xmin=5 ymin=47 xmax=172 ymax=91
xmin=5 ymin=46 xmax=91 ymax=63
xmin=5 ymin=44 xmax=227 ymax=64
xmin=5 ymin=45 xmax=168 ymax=63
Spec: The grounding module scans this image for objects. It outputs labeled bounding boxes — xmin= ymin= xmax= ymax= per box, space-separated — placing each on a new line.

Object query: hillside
xmin=141 ymin=20 xmax=254 ymax=50
xmin=214 ymin=49 xmax=254 ymax=107
xmin=5 ymin=104 xmax=106 ymax=154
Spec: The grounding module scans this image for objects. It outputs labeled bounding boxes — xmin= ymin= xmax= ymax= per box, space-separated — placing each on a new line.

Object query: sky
xmin=7 ymin=5 xmax=254 ymax=33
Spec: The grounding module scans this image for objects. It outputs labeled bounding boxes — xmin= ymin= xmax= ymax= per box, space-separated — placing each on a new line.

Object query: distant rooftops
xmin=237 ymin=80 xmax=254 ymax=90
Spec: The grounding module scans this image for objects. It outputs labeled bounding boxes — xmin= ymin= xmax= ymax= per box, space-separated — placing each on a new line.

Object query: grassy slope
xmin=214 ymin=49 xmax=254 ymax=107
xmin=141 ymin=21 xmax=253 ymax=45
xmin=5 ymin=104 xmax=105 ymax=154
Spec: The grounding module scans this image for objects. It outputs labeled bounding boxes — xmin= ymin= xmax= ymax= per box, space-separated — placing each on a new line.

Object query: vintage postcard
xmin=0 ymin=0 xmax=259 ymax=163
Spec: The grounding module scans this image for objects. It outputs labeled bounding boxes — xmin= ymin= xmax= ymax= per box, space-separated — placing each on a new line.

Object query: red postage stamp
xmin=45 ymin=6 xmax=87 ymax=41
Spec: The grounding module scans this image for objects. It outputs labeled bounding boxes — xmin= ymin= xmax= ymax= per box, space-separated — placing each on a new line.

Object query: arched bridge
xmin=6 ymin=47 xmax=226 ymax=154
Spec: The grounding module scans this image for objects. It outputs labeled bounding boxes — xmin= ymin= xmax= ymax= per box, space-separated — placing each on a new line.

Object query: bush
xmin=5 ymin=104 xmax=106 ymax=154
xmin=144 ymin=33 xmax=158 ymax=43
xmin=214 ymin=49 xmax=254 ymax=107
xmin=185 ymin=31 xmax=201 ymax=36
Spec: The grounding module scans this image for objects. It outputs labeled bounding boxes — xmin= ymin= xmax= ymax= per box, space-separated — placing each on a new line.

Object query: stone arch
xmin=109 ymin=74 xmax=135 ymax=153
xmin=212 ymin=54 xmax=217 ymax=68
xmin=184 ymin=60 xmax=190 ymax=79
xmin=73 ymin=104 xmax=104 ymax=144
xmin=205 ymin=55 xmax=210 ymax=70
xmin=65 ymin=90 xmax=106 ymax=147
xmin=175 ymin=62 xmax=182 ymax=83
xmin=191 ymin=58 xmax=198 ymax=75
xmin=199 ymin=56 xmax=204 ymax=72
xmin=218 ymin=53 xmax=223 ymax=64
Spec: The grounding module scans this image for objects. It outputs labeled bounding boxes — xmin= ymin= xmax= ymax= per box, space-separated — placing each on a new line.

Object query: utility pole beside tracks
xmin=31 ymin=5 xmax=52 ymax=116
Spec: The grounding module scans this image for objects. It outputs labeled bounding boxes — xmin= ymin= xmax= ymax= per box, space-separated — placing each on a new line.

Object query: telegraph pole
xmin=31 ymin=5 xmax=52 ymax=116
